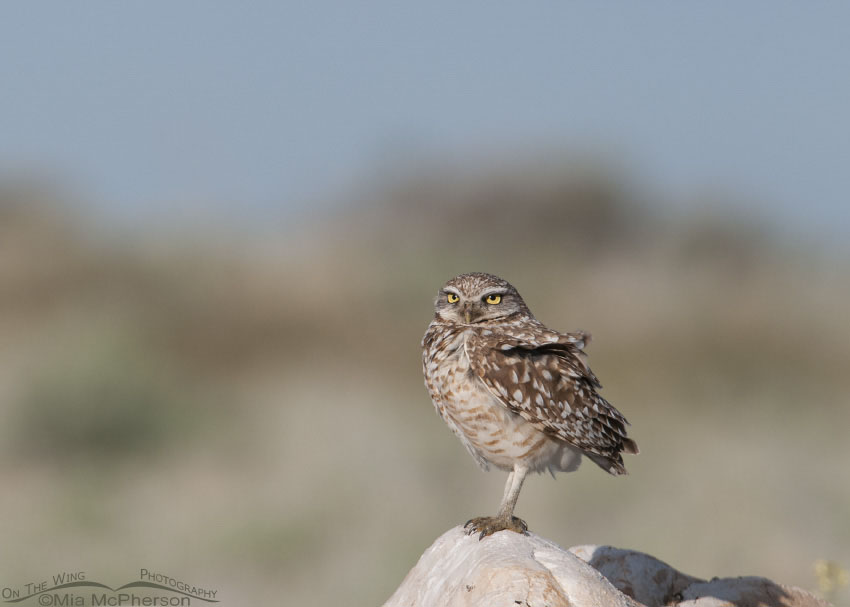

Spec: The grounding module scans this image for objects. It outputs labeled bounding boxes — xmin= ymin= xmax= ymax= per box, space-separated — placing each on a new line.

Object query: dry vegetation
xmin=0 ymin=165 xmax=848 ymax=606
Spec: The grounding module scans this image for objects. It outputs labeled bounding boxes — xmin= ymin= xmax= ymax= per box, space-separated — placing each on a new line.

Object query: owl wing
xmin=467 ymin=326 xmax=638 ymax=475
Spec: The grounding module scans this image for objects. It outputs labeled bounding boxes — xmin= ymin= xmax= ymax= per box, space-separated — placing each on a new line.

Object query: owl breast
xmin=423 ymin=324 xmax=582 ymax=474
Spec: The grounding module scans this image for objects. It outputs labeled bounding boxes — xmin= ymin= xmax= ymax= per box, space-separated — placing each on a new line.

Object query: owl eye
xmin=485 ymin=294 xmax=502 ymax=305
xmin=446 ymin=293 xmax=460 ymax=304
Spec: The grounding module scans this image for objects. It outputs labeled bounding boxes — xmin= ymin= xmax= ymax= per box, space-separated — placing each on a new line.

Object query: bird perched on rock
xmin=422 ymin=272 xmax=638 ymax=539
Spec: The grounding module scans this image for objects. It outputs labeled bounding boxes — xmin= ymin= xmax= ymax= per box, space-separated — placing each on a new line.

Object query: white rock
xmin=382 ymin=526 xmax=639 ymax=607
xmin=383 ymin=528 xmax=829 ymax=607
xmin=570 ymin=547 xmax=829 ymax=607
xmin=569 ymin=545 xmax=702 ymax=607
xmin=678 ymin=576 xmax=830 ymax=607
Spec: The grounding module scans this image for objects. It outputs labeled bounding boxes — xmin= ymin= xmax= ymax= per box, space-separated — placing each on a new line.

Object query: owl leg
xmin=498 ymin=464 xmax=528 ymax=521
xmin=464 ymin=464 xmax=529 ymax=540
xmin=500 ymin=470 xmax=516 ymax=506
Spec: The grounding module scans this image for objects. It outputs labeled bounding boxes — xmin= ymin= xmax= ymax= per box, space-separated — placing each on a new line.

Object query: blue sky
xmin=2 ymin=2 xmax=848 ymax=239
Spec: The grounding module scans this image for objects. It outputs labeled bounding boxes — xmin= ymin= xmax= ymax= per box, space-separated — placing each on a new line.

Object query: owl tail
xmin=584 ymin=437 xmax=639 ymax=476
xmin=622 ymin=437 xmax=639 ymax=455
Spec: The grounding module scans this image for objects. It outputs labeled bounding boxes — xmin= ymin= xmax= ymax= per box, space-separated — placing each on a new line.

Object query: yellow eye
xmin=446 ymin=293 xmax=459 ymax=304
xmin=485 ymin=294 xmax=502 ymax=305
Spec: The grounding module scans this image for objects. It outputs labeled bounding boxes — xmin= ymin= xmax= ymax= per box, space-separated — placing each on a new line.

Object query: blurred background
xmin=1 ymin=2 xmax=849 ymax=606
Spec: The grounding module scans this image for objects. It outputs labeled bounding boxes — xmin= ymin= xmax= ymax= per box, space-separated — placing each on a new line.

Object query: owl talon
xmin=464 ymin=515 xmax=528 ymax=540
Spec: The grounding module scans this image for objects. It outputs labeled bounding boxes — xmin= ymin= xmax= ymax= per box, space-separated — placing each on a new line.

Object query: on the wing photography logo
xmin=2 ymin=570 xmax=218 ymax=606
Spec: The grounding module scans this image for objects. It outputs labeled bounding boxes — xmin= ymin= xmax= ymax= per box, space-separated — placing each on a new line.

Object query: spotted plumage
xmin=421 ymin=272 xmax=638 ymax=538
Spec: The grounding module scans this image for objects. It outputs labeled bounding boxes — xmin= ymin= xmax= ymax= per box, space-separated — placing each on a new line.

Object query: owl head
xmin=434 ymin=272 xmax=531 ymax=325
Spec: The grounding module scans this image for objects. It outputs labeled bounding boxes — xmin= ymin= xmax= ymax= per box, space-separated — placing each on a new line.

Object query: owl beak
xmin=462 ymin=303 xmax=473 ymax=324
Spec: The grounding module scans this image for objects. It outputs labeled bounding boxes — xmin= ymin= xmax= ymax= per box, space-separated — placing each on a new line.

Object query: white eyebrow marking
xmin=480 ymin=288 xmax=506 ymax=298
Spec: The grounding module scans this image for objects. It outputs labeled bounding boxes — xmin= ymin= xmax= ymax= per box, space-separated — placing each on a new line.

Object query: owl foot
xmin=464 ymin=515 xmax=528 ymax=540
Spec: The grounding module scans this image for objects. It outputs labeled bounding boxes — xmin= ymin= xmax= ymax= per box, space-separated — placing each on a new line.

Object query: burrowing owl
xmin=422 ymin=272 xmax=638 ymax=539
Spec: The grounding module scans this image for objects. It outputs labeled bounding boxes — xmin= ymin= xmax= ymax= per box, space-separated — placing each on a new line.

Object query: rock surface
xmin=569 ymin=545 xmax=702 ymax=606
xmin=383 ymin=527 xmax=828 ymax=607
